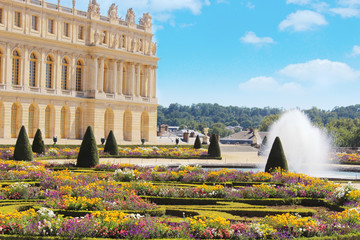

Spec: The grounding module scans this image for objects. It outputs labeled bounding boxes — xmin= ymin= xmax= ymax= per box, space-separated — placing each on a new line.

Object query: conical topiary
xmin=14 ymin=126 xmax=33 ymax=161
xmin=208 ymin=134 xmax=221 ymax=157
xmin=104 ymin=130 xmax=119 ymax=155
xmin=194 ymin=135 xmax=202 ymax=149
xmin=32 ymin=129 xmax=45 ymax=154
xmin=76 ymin=126 xmax=99 ymax=168
xmin=262 ymin=136 xmax=267 ymax=146
xmin=265 ymin=136 xmax=288 ymax=173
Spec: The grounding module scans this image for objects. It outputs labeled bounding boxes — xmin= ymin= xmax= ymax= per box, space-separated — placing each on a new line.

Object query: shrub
xmin=14 ymin=126 xmax=33 ymax=161
xmin=208 ymin=134 xmax=221 ymax=157
xmin=265 ymin=136 xmax=288 ymax=173
xmin=32 ymin=129 xmax=45 ymax=154
xmin=194 ymin=135 xmax=202 ymax=149
xmin=76 ymin=126 xmax=99 ymax=168
xmin=104 ymin=130 xmax=119 ymax=155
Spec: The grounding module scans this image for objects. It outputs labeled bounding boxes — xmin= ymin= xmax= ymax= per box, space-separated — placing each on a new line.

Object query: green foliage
xmin=194 ymin=135 xmax=202 ymax=149
xmin=326 ymin=118 xmax=360 ymax=147
xmin=14 ymin=126 xmax=33 ymax=161
xmin=259 ymin=114 xmax=280 ymax=131
xmin=265 ymin=136 xmax=288 ymax=173
xmin=208 ymin=122 xmax=232 ymax=137
xmin=208 ymin=134 xmax=221 ymax=157
xmin=32 ymin=129 xmax=45 ymax=154
xmin=76 ymin=126 xmax=99 ymax=168
xmin=104 ymin=130 xmax=119 ymax=155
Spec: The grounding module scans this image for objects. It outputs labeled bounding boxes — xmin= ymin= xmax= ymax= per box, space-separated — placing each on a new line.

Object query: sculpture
xmin=119 ymin=35 xmax=124 ymax=48
xmin=126 ymin=8 xmax=135 ymax=26
xmin=140 ymin=13 xmax=152 ymax=30
xmin=152 ymin=42 xmax=157 ymax=55
xmin=131 ymin=38 xmax=135 ymax=51
xmin=108 ymin=3 xmax=118 ymax=21
xmin=88 ymin=0 xmax=100 ymax=18
xmin=94 ymin=30 xmax=100 ymax=45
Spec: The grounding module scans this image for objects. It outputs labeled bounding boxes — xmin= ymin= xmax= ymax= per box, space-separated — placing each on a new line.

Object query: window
xmin=14 ymin=12 xmax=21 ymax=27
xmin=76 ymin=60 xmax=82 ymax=91
xmin=78 ymin=26 xmax=84 ymax=40
xmin=45 ymin=56 xmax=53 ymax=88
xmin=12 ymin=50 xmax=20 ymax=85
xmin=28 ymin=105 xmax=34 ymax=138
xmin=29 ymin=53 xmax=37 ymax=87
xmin=0 ymin=8 xmax=3 ymax=24
xmin=32 ymin=15 xmax=38 ymax=31
xmin=48 ymin=19 xmax=54 ymax=34
xmin=61 ymin=58 xmax=69 ymax=90
xmin=63 ymin=22 xmax=69 ymax=37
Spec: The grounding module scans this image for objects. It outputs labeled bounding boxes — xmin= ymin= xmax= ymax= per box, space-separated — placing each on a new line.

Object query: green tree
xmin=32 ymin=129 xmax=45 ymax=154
xmin=194 ymin=135 xmax=202 ymax=149
xmin=265 ymin=136 xmax=288 ymax=173
xmin=14 ymin=126 xmax=33 ymax=161
xmin=259 ymin=114 xmax=280 ymax=131
xmin=76 ymin=126 xmax=99 ymax=168
xmin=104 ymin=130 xmax=119 ymax=155
xmin=326 ymin=118 xmax=360 ymax=147
xmin=208 ymin=134 xmax=221 ymax=157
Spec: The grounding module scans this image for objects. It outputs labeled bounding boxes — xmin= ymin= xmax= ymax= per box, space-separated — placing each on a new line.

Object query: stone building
xmin=0 ymin=0 xmax=159 ymax=144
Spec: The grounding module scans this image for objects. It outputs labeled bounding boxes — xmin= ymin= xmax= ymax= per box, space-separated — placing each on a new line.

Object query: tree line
xmin=158 ymin=103 xmax=360 ymax=146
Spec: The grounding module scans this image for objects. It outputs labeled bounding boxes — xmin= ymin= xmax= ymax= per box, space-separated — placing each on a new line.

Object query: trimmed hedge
xmin=14 ymin=126 xmax=33 ymax=161
xmin=32 ymin=129 xmax=45 ymax=154
xmin=76 ymin=126 xmax=99 ymax=168
xmin=104 ymin=130 xmax=119 ymax=155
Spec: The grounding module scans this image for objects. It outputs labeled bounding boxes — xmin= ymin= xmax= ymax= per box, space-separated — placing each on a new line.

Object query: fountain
xmin=264 ymin=110 xmax=332 ymax=176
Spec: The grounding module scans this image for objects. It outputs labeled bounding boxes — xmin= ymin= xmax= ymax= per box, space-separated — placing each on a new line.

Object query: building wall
xmin=0 ymin=0 xmax=159 ymax=144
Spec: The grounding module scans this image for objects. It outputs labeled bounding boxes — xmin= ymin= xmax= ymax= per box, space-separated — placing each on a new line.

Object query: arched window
xmin=75 ymin=107 xmax=82 ymax=139
xmin=12 ymin=50 xmax=20 ymax=85
xmin=61 ymin=58 xmax=69 ymax=90
xmin=29 ymin=53 xmax=37 ymax=87
xmin=76 ymin=60 xmax=82 ymax=91
xmin=45 ymin=55 xmax=53 ymax=89
xmin=28 ymin=105 xmax=35 ymax=138
xmin=141 ymin=111 xmax=149 ymax=141
xmin=123 ymin=110 xmax=132 ymax=141
xmin=60 ymin=106 xmax=69 ymax=138
xmin=11 ymin=103 xmax=21 ymax=138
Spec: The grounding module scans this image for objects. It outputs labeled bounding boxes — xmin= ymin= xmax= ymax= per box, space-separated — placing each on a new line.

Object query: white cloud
xmin=240 ymin=32 xmax=275 ymax=45
xmin=352 ymin=45 xmax=360 ymax=55
xmin=247 ymin=1 xmax=255 ymax=9
xmin=279 ymin=59 xmax=360 ymax=86
xmin=286 ymin=0 xmax=310 ymax=5
xmin=239 ymin=76 xmax=302 ymax=93
xmin=330 ymin=7 xmax=360 ymax=17
xmin=339 ymin=0 xmax=360 ymax=7
xmin=279 ymin=10 xmax=328 ymax=31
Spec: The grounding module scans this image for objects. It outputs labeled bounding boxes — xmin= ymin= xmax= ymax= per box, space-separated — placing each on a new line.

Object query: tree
xmin=208 ymin=134 xmax=221 ymax=157
xmin=14 ymin=126 xmax=33 ymax=161
xmin=194 ymin=135 xmax=202 ymax=149
xmin=265 ymin=136 xmax=288 ymax=173
xmin=259 ymin=114 xmax=280 ymax=131
xmin=326 ymin=118 xmax=360 ymax=147
xmin=76 ymin=126 xmax=99 ymax=168
xmin=104 ymin=130 xmax=119 ymax=155
xmin=32 ymin=129 xmax=45 ymax=154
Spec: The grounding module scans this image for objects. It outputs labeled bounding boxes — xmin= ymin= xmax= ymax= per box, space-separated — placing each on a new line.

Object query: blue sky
xmin=53 ymin=0 xmax=360 ymax=110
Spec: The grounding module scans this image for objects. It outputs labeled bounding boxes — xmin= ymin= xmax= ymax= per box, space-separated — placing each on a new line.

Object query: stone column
xmin=0 ymin=50 xmax=5 ymax=84
xmin=98 ymin=57 xmax=104 ymax=92
xmin=136 ymin=63 xmax=140 ymax=97
xmin=4 ymin=46 xmax=11 ymax=86
xmin=39 ymin=52 xmax=46 ymax=89
xmin=118 ymin=60 xmax=123 ymax=95
xmin=146 ymin=65 xmax=151 ymax=98
xmin=112 ymin=59 xmax=117 ymax=94
xmin=92 ymin=56 xmax=98 ymax=93
xmin=70 ymin=55 xmax=76 ymax=92
xmin=151 ymin=66 xmax=157 ymax=98
xmin=23 ymin=47 xmax=29 ymax=89
xmin=56 ymin=53 xmax=62 ymax=92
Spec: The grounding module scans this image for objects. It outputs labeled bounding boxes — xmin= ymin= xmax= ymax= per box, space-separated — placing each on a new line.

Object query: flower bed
xmin=332 ymin=152 xmax=360 ymax=164
xmin=0 ymin=161 xmax=360 ymax=239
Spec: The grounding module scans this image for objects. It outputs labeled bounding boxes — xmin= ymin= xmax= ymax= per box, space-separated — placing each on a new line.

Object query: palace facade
xmin=0 ymin=0 xmax=159 ymax=144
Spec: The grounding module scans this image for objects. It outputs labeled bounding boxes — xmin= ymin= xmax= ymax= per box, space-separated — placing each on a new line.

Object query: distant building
xmin=221 ymin=129 xmax=266 ymax=146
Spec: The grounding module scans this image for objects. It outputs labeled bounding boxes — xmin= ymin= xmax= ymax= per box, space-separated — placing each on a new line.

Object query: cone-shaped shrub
xmin=14 ymin=126 xmax=33 ymax=161
xmin=208 ymin=134 xmax=221 ymax=157
xmin=104 ymin=130 xmax=119 ymax=155
xmin=265 ymin=136 xmax=288 ymax=173
xmin=194 ymin=135 xmax=202 ymax=149
xmin=32 ymin=129 xmax=45 ymax=154
xmin=262 ymin=136 xmax=267 ymax=146
xmin=76 ymin=126 xmax=99 ymax=168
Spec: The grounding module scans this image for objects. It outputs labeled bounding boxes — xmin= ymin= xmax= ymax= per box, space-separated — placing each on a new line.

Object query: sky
xmin=51 ymin=0 xmax=360 ymax=110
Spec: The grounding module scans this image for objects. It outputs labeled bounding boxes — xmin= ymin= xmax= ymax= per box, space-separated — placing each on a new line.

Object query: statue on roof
xmin=108 ymin=3 xmax=118 ymax=21
xmin=126 ymin=8 xmax=135 ymax=26
xmin=139 ymin=12 xmax=152 ymax=30
xmin=88 ymin=0 xmax=100 ymax=18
